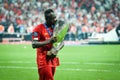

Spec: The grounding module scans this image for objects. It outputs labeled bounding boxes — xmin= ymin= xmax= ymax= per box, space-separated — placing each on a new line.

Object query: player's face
xmin=47 ymin=12 xmax=57 ymax=26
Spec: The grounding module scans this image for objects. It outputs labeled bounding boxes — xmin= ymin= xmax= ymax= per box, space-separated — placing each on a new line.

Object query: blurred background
xmin=0 ymin=0 xmax=120 ymax=44
xmin=0 ymin=0 xmax=120 ymax=80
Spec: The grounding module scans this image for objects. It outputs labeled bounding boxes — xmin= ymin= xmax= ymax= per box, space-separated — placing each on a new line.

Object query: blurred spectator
xmin=17 ymin=22 xmax=26 ymax=33
xmin=105 ymin=23 xmax=114 ymax=32
xmin=0 ymin=0 xmax=119 ymax=41
xmin=0 ymin=25 xmax=4 ymax=33
xmin=7 ymin=23 xmax=14 ymax=33
xmin=76 ymin=25 xmax=83 ymax=40
xmin=69 ymin=23 xmax=77 ymax=40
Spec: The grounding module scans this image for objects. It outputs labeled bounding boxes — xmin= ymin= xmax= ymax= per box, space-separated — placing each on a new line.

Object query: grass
xmin=0 ymin=44 xmax=120 ymax=80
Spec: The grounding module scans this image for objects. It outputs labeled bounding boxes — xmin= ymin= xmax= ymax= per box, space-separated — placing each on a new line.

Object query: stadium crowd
xmin=0 ymin=0 xmax=120 ymax=41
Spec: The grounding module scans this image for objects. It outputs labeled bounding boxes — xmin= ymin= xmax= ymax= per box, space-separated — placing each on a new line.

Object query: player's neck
xmin=45 ymin=22 xmax=54 ymax=28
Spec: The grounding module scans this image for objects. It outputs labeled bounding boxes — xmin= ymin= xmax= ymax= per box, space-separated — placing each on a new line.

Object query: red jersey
xmin=32 ymin=23 xmax=59 ymax=69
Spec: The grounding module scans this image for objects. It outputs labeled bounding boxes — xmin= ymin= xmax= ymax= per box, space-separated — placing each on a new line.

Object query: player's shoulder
xmin=33 ymin=23 xmax=44 ymax=32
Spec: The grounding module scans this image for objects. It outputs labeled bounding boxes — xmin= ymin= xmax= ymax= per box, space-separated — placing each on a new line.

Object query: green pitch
xmin=0 ymin=44 xmax=120 ymax=80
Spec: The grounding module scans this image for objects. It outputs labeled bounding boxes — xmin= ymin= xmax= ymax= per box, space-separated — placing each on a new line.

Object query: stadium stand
xmin=0 ymin=0 xmax=120 ymax=43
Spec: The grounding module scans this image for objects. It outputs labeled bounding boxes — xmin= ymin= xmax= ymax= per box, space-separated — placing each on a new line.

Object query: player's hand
xmin=47 ymin=48 xmax=58 ymax=56
xmin=46 ymin=47 xmax=58 ymax=59
xmin=46 ymin=54 xmax=56 ymax=59
xmin=50 ymin=36 xmax=57 ymax=43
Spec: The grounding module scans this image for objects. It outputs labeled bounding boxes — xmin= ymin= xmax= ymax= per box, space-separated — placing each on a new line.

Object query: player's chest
xmin=41 ymin=28 xmax=53 ymax=39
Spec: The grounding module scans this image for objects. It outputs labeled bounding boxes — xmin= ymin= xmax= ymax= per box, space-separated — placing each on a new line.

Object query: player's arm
xmin=32 ymin=36 xmax=57 ymax=49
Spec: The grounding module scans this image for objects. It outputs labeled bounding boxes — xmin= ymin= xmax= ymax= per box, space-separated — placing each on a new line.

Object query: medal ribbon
xmin=44 ymin=23 xmax=53 ymax=37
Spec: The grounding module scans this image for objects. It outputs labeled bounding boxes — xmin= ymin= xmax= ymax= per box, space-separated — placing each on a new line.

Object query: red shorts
xmin=38 ymin=66 xmax=56 ymax=80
